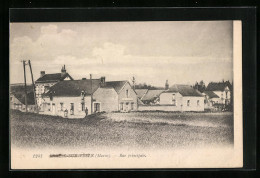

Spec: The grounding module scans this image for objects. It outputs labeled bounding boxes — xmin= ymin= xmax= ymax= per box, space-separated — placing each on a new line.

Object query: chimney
xmin=40 ymin=71 xmax=45 ymax=77
xmin=165 ymin=80 xmax=169 ymax=90
xmin=61 ymin=64 xmax=66 ymax=76
xmin=101 ymin=76 xmax=106 ymax=87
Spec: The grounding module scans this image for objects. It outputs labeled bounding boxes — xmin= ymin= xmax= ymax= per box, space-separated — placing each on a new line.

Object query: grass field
xmin=10 ymin=110 xmax=234 ymax=150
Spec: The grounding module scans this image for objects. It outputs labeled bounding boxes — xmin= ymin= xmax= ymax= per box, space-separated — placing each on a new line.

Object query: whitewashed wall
xmin=41 ymin=96 xmax=91 ymax=118
xmin=93 ymin=88 xmax=118 ymax=112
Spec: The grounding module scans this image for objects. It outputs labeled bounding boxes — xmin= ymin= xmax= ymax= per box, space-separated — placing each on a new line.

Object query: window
xmin=10 ymin=96 xmax=13 ymax=101
xmin=197 ymin=100 xmax=200 ymax=106
xmin=60 ymin=102 xmax=64 ymax=111
xmin=126 ymin=89 xmax=129 ymax=98
xmin=187 ymin=100 xmax=190 ymax=106
xmin=131 ymin=103 xmax=134 ymax=110
xmin=172 ymin=94 xmax=176 ymax=106
xmin=120 ymin=103 xmax=123 ymax=110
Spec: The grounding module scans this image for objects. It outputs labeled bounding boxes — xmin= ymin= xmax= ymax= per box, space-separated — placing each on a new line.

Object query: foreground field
xmin=10 ymin=110 xmax=234 ymax=149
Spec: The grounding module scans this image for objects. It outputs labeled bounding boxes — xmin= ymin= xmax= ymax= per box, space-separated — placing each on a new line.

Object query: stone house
xmin=35 ymin=65 xmax=73 ymax=108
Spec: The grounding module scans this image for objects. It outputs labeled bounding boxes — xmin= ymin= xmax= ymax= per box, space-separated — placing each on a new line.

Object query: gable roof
xmin=103 ymin=81 xmax=128 ymax=93
xmin=135 ymin=89 xmax=148 ymax=99
xmin=35 ymin=73 xmax=73 ymax=83
xmin=167 ymin=84 xmax=203 ymax=97
xmin=44 ymin=79 xmax=101 ymax=97
xmin=142 ymin=90 xmax=165 ymax=101
xmin=206 ymin=81 xmax=231 ymax=91
xmin=203 ymin=91 xmax=220 ymax=99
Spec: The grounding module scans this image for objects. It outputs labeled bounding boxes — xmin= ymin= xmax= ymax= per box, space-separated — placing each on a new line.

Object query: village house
xmin=140 ymin=89 xmax=165 ymax=105
xmin=202 ymin=91 xmax=220 ymax=109
xmin=138 ymin=84 xmax=204 ymax=112
xmin=135 ymin=80 xmax=169 ymax=105
xmin=10 ymin=84 xmax=36 ymax=112
xmin=205 ymin=81 xmax=232 ymax=105
xmin=35 ymin=65 xmax=73 ymax=108
xmin=41 ymin=77 xmax=138 ymax=118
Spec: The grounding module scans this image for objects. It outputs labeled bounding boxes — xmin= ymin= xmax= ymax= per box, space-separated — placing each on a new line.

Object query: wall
xmin=35 ymin=82 xmax=57 ymax=105
xmin=139 ymin=93 xmax=204 ymax=112
xmin=93 ymin=88 xmax=118 ymax=112
xmin=138 ymin=105 xmax=181 ymax=111
xmin=160 ymin=92 xmax=183 ymax=107
xmin=118 ymin=82 xmax=138 ymax=111
xmin=181 ymin=96 xmax=204 ymax=111
xmin=41 ymin=95 xmax=91 ymax=118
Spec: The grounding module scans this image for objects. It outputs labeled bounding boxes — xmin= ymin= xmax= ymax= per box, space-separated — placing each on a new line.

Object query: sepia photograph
xmin=9 ymin=20 xmax=243 ymax=169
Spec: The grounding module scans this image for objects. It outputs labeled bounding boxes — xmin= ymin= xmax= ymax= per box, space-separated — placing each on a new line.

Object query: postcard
xmin=10 ymin=20 xmax=243 ymax=169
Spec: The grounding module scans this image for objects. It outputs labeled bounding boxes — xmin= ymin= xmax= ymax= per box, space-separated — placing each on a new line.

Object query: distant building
xmin=10 ymin=84 xmax=36 ymax=112
xmin=160 ymin=84 xmax=204 ymax=111
xmin=135 ymin=80 xmax=168 ymax=105
xmin=35 ymin=65 xmax=73 ymax=108
xmin=41 ymin=77 xmax=138 ymax=118
xmin=138 ymin=84 xmax=204 ymax=112
xmin=205 ymin=81 xmax=232 ymax=105
xmin=202 ymin=91 xmax=220 ymax=109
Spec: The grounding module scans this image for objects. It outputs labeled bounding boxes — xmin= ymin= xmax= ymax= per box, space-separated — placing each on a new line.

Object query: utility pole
xmin=28 ymin=60 xmax=38 ymax=113
xmin=23 ymin=60 xmax=28 ymax=112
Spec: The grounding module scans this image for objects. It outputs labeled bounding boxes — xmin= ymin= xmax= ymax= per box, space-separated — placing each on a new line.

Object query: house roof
xmin=35 ymin=73 xmax=73 ymax=83
xmin=44 ymin=79 xmax=101 ymax=97
xmin=167 ymin=84 xmax=203 ymax=97
xmin=135 ymin=89 xmax=148 ymax=99
xmin=12 ymin=92 xmax=35 ymax=105
xmin=10 ymin=84 xmax=34 ymax=94
xmin=203 ymin=91 xmax=220 ymax=99
xmin=103 ymin=81 xmax=128 ymax=93
xmin=206 ymin=81 xmax=232 ymax=91
xmin=141 ymin=90 xmax=165 ymax=101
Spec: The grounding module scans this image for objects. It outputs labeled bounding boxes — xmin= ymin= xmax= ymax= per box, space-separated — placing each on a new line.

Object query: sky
xmin=10 ymin=21 xmax=233 ymax=87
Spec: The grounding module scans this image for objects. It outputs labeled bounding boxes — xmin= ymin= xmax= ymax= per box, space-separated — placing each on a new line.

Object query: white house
xmin=35 ymin=65 xmax=73 ymax=108
xmin=138 ymin=84 xmax=204 ymax=112
xmin=202 ymin=91 xmax=220 ymax=109
xmin=205 ymin=81 xmax=232 ymax=105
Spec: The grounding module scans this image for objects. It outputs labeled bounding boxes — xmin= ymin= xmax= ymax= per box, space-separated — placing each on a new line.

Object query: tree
xmin=193 ymin=80 xmax=206 ymax=93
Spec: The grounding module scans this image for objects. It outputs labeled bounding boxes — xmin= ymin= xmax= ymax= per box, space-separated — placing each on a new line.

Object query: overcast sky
xmin=10 ymin=21 xmax=233 ymax=87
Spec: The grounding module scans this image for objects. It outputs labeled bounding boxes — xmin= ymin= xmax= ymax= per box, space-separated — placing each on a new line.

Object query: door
xmin=70 ymin=103 xmax=74 ymax=115
xmin=125 ymin=102 xmax=129 ymax=112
